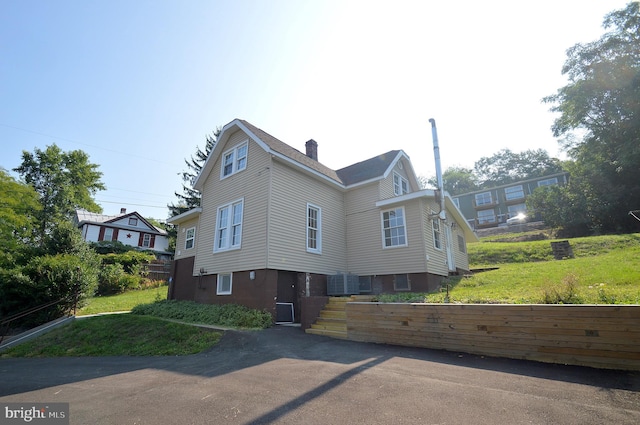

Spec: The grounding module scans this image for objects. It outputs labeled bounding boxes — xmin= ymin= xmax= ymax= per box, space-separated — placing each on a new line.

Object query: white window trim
xmin=216 ymin=273 xmax=232 ymax=295
xmin=104 ymin=227 xmax=114 ymax=241
xmin=185 ymin=227 xmax=196 ymax=250
xmin=220 ymin=140 xmax=248 ymax=179
xmin=393 ymin=172 xmax=409 ymax=196
xmin=505 ymin=185 xmax=524 ymax=200
xmin=475 ymin=191 xmax=493 ymax=206
xmin=432 ymin=217 xmax=442 ymax=251
xmin=306 ymin=203 xmax=322 ymax=254
xmin=381 ymin=206 xmax=408 ymax=249
xmin=142 ymin=234 xmax=151 ymax=247
xmin=214 ymin=198 xmax=244 ymax=252
xmin=538 ymin=177 xmax=558 ymax=187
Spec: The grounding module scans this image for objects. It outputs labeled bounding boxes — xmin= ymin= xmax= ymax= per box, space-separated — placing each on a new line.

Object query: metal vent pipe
xmin=429 ymin=118 xmax=446 ymax=220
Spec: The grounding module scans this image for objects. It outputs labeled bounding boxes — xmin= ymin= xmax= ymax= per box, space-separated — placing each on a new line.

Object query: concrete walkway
xmin=1 ymin=326 xmax=639 ymax=424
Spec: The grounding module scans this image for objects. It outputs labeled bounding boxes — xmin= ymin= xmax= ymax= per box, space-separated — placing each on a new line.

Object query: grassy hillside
xmin=377 ymin=233 xmax=640 ymax=304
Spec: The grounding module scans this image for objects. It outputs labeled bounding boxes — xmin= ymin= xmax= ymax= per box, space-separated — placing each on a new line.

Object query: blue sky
xmin=1 ymin=0 xmax=629 ymax=220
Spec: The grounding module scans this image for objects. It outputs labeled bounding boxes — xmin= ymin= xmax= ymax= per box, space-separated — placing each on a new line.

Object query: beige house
xmin=168 ymin=119 xmax=478 ymax=323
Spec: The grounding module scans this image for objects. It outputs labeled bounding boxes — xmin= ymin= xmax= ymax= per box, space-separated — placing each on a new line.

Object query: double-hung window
xmin=505 ymin=185 xmax=524 ymax=201
xmin=393 ymin=172 xmax=409 ymax=196
xmin=382 ymin=207 xmax=407 ymax=248
xmin=221 ymin=141 xmax=248 ymax=178
xmin=142 ymin=234 xmax=151 ymax=247
xmin=185 ymin=227 xmax=196 ymax=249
xmin=214 ymin=199 xmax=244 ymax=252
xmin=432 ymin=218 xmax=442 ymax=250
xmin=475 ymin=192 xmax=492 ymax=206
xmin=306 ymin=203 xmax=322 ymax=254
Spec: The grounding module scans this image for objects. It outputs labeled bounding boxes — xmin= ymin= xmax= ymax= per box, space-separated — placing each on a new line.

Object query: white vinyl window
xmin=217 ymin=273 xmax=232 ymax=295
xmin=104 ymin=227 xmax=114 ymax=241
xmin=393 ymin=172 xmax=409 ymax=196
xmin=306 ymin=203 xmax=322 ymax=254
xmin=128 ymin=217 xmax=138 ymax=226
xmin=214 ymin=199 xmax=244 ymax=252
xmin=505 ymin=185 xmax=524 ymax=200
xmin=458 ymin=234 xmax=466 ymax=253
xmin=475 ymin=192 xmax=492 ymax=206
xmin=185 ymin=227 xmax=195 ymax=249
xmin=432 ymin=218 xmax=442 ymax=250
xmin=508 ymin=204 xmax=526 ymax=218
xmin=477 ymin=209 xmax=496 ymax=225
xmin=381 ymin=207 xmax=407 ymax=248
xmin=221 ymin=141 xmax=248 ymax=178
xmin=538 ymin=177 xmax=558 ymax=187
xmin=142 ymin=234 xmax=151 ymax=247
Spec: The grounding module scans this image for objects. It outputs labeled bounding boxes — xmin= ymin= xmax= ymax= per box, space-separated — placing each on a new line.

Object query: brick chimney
xmin=120 ymin=208 xmax=127 ymax=214
xmin=305 ymin=139 xmax=318 ymax=161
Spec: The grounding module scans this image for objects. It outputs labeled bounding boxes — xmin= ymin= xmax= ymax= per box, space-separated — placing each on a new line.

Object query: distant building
xmin=74 ymin=208 xmax=172 ymax=259
xmin=452 ymin=172 xmax=569 ymax=229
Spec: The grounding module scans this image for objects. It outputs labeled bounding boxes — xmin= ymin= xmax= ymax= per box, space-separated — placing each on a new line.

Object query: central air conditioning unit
xmin=327 ymin=273 xmax=360 ymax=296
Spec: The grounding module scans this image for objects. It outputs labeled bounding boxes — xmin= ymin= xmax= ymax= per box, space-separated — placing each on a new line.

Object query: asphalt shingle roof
xmin=239 ymin=119 xmax=403 ymax=187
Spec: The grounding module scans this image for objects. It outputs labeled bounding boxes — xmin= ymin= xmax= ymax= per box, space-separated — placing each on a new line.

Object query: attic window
xmin=393 ymin=172 xmax=409 ymax=196
xmin=128 ymin=217 xmax=138 ymax=226
xmin=221 ymin=141 xmax=248 ymax=178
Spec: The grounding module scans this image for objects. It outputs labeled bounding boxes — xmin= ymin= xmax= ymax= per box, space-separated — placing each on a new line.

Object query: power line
xmin=96 ymin=199 xmax=169 ymax=209
xmin=1 ymin=123 xmax=174 ymax=166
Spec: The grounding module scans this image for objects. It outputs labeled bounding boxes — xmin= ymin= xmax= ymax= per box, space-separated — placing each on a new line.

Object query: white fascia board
xmin=193 ymin=120 xmax=285 ymax=191
xmin=381 ymin=151 xmax=409 ymax=179
xmin=375 ymin=189 xmax=437 ymax=208
xmin=167 ymin=207 xmax=202 ymax=224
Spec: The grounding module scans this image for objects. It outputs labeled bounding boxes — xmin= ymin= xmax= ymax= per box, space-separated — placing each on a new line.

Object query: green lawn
xmin=1 ymin=314 xmax=222 ymax=357
xmin=78 ymin=284 xmax=168 ymax=315
xmin=377 ymin=233 xmax=640 ymax=304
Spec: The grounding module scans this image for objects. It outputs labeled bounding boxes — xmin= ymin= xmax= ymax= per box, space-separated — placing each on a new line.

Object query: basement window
xmin=394 ymin=274 xmax=410 ymax=291
xmin=359 ymin=276 xmax=372 ymax=293
xmin=217 ymin=273 xmax=232 ymax=295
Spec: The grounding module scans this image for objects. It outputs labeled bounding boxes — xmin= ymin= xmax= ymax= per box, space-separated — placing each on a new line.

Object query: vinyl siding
xmin=267 ymin=158 xmax=347 ymax=274
xmin=421 ymin=199 xmax=449 ymax=276
xmin=174 ymin=217 xmax=199 ymax=259
xmin=345 ymin=181 xmax=428 ymax=275
xmin=194 ymin=129 xmax=270 ymax=276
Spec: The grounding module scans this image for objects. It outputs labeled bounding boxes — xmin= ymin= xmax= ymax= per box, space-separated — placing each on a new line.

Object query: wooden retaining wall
xmin=346 ymin=303 xmax=640 ymax=371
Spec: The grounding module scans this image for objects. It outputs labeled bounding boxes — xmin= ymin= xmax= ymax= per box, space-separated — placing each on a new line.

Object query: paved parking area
xmin=1 ymin=326 xmax=639 ymax=424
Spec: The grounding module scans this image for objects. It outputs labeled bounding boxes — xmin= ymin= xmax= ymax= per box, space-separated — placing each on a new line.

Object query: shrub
xmin=541 ymin=274 xmax=582 ymax=304
xmin=101 ymin=251 xmax=155 ymax=275
xmin=97 ymin=263 xmax=141 ymax=295
xmin=20 ymin=253 xmax=99 ymax=319
xmin=132 ymin=300 xmax=273 ymax=329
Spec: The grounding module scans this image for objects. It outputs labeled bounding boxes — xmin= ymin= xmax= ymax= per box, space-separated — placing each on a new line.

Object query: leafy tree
xmin=0 ymin=169 xmax=41 ymax=267
xmin=168 ymin=130 xmax=220 ymax=217
xmin=426 ymin=166 xmax=479 ymax=195
xmin=473 ymin=148 xmax=563 ymax=188
xmin=543 ymin=2 xmax=640 ymax=233
xmin=13 ymin=144 xmax=105 ymax=242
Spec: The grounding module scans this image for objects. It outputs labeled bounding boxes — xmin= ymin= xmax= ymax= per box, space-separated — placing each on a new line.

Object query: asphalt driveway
xmin=1 ymin=325 xmax=639 ymax=424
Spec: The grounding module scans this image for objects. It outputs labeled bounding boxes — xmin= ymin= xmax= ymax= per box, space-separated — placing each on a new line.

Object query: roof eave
xmin=167 ymin=207 xmax=203 ymax=224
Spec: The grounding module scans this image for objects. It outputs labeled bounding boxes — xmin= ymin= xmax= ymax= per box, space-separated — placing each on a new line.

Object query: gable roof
xmin=194 ymin=119 xmax=418 ymax=191
xmin=74 ymin=209 xmax=167 ymax=235
xmin=336 ymin=150 xmax=402 ymax=186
